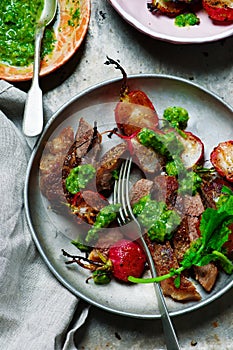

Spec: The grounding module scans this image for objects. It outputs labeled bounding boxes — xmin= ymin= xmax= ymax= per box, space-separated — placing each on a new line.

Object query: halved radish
xmin=176 ymin=131 xmax=204 ymax=169
xmin=202 ymin=0 xmax=233 ymax=21
xmin=105 ymin=58 xmax=159 ymax=136
xmin=115 ymin=90 xmax=159 ymax=136
xmin=210 ymin=140 xmax=233 ymax=182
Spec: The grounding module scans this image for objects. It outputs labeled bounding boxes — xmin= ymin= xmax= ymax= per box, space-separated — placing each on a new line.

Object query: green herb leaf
xmin=85 ymin=204 xmax=121 ymax=243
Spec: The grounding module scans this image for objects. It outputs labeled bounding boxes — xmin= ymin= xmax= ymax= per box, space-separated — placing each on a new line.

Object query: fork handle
xmin=140 ymin=237 xmax=180 ymax=350
xmin=122 ymin=157 xmax=180 ymax=349
xmin=155 ymin=284 xmax=180 ymax=350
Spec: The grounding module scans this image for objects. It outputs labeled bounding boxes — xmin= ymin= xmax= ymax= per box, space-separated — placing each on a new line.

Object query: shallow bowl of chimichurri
xmin=0 ymin=0 xmax=90 ymax=82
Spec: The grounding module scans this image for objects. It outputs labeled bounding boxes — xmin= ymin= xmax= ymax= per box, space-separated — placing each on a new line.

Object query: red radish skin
xmin=210 ymin=141 xmax=233 ymax=182
xmin=126 ymin=90 xmax=156 ymax=110
xmin=108 ymin=239 xmax=147 ymax=282
xmin=176 ymin=131 xmax=204 ymax=169
xmin=202 ymin=0 xmax=233 ymax=21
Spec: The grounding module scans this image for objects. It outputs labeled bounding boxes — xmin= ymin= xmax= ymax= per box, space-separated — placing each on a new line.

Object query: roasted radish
xmin=115 ymin=93 xmax=158 ymax=136
xmin=62 ymin=239 xmax=147 ymax=284
xmin=176 ymin=131 xmax=204 ymax=169
xmin=108 ymin=239 xmax=147 ymax=282
xmin=151 ymin=0 xmax=187 ymax=17
xmin=210 ymin=140 xmax=233 ymax=182
xmin=202 ymin=0 xmax=233 ymax=21
xmin=105 ymin=57 xmax=158 ymax=136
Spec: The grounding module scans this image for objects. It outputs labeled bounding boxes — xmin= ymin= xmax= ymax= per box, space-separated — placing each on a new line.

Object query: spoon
xmin=22 ymin=0 xmax=58 ymax=137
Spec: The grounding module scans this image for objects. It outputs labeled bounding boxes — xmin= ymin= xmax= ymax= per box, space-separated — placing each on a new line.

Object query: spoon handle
xmin=23 ymin=27 xmax=45 ymax=137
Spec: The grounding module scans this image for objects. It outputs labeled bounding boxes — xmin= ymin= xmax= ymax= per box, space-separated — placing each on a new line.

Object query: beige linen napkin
xmin=0 ymin=80 xmax=89 ymax=350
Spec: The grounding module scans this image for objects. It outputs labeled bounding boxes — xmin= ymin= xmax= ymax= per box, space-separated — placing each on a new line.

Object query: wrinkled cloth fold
xmin=0 ymin=80 xmax=89 ymax=350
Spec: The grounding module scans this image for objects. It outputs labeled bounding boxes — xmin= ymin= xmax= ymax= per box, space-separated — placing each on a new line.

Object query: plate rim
xmin=24 ymin=73 xmax=233 ymax=319
xmin=108 ymin=0 xmax=233 ymax=44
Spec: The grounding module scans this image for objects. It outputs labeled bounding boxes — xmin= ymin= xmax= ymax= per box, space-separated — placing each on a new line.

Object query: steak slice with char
xmin=193 ymin=263 xmax=219 ymax=292
xmin=146 ymin=238 xmax=201 ymax=301
xmin=62 ymin=118 xmax=102 ymax=204
xmin=131 ymin=137 xmax=163 ymax=176
xmin=40 ymin=126 xmax=74 ymax=211
xmin=200 ymin=177 xmax=233 ymax=209
xmin=130 ymin=178 xmax=153 ymax=206
xmin=173 ymin=193 xmax=218 ymax=292
xmin=62 ymin=118 xmax=101 ymax=172
xmin=96 ymin=142 xmax=128 ymax=194
xmin=151 ymin=175 xmax=179 ymax=209
xmin=174 ymin=193 xmax=205 ymax=219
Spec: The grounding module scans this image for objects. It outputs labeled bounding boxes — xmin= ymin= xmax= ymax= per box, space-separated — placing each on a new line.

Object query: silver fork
xmin=113 ymin=157 xmax=180 ymax=350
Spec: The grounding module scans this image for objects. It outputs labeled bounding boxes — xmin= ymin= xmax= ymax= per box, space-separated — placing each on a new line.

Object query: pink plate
xmin=108 ymin=0 xmax=233 ymax=44
xmin=0 ymin=0 xmax=90 ymax=82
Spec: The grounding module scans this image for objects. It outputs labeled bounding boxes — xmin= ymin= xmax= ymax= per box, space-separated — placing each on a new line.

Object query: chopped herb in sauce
xmin=133 ymin=195 xmax=181 ymax=242
xmin=85 ymin=204 xmax=121 ymax=243
xmin=163 ymin=106 xmax=189 ymax=130
xmin=65 ymin=164 xmax=96 ymax=194
xmin=138 ymin=127 xmax=202 ymax=195
xmin=68 ymin=7 xmax=81 ymax=27
xmin=175 ymin=13 xmax=200 ymax=27
xmin=0 ymin=0 xmax=56 ymax=67
xmin=138 ymin=128 xmax=184 ymax=159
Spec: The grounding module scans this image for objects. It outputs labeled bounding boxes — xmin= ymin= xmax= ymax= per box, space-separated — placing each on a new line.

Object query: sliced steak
xmin=130 ymin=178 xmax=153 ymax=206
xmin=62 ymin=118 xmax=101 ymax=183
xmin=151 ymin=175 xmax=179 ymax=209
xmin=146 ymin=238 xmax=201 ymax=301
xmin=131 ymin=137 xmax=163 ymax=176
xmin=96 ymin=142 xmax=128 ymax=194
xmin=173 ymin=216 xmax=199 ymax=262
xmin=174 ymin=193 xmax=205 ymax=218
xmin=200 ymin=177 xmax=233 ymax=209
xmin=173 ymin=193 xmax=218 ymax=292
xmin=40 ymin=126 xmax=74 ymax=211
xmin=62 ymin=118 xmax=102 ymax=206
xmin=193 ymin=264 xmax=218 ymax=292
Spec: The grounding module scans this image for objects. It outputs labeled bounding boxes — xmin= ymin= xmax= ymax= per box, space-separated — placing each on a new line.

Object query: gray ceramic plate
xmin=24 ymin=75 xmax=233 ymax=319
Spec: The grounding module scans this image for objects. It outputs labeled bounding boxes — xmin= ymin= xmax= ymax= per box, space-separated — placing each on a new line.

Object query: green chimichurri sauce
xmin=68 ymin=7 xmax=81 ymax=27
xmin=138 ymin=126 xmax=203 ymax=195
xmin=133 ymin=195 xmax=181 ymax=242
xmin=65 ymin=164 xmax=96 ymax=195
xmin=85 ymin=204 xmax=121 ymax=243
xmin=175 ymin=13 xmax=200 ymax=27
xmin=0 ymin=0 xmax=56 ymax=67
xmin=163 ymin=106 xmax=189 ymax=130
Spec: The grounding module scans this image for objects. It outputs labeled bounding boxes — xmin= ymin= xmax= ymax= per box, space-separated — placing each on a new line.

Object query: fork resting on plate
xmin=113 ymin=157 xmax=180 ymax=350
